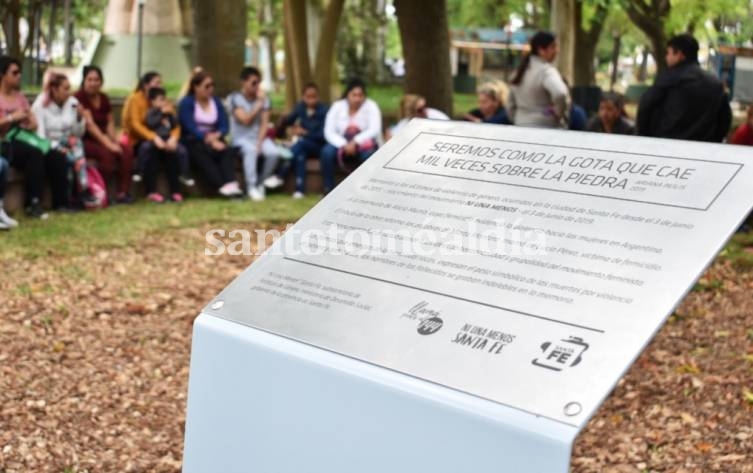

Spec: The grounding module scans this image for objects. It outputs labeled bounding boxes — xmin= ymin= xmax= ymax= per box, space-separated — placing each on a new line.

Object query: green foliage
xmin=446 ymin=0 xmax=550 ymax=29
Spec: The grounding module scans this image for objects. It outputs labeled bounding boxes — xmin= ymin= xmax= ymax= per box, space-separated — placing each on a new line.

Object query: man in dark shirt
xmin=637 ymin=34 xmax=731 ymax=142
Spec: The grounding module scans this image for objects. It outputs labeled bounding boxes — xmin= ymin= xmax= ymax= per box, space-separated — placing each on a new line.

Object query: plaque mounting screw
xmin=211 ymin=300 xmax=224 ymax=310
xmin=563 ymin=402 xmax=582 ymax=417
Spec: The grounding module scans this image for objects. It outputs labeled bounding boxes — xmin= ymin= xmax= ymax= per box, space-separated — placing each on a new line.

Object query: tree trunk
xmin=63 ymin=0 xmax=72 ymax=66
xmin=637 ymin=45 xmax=649 ymax=82
xmin=47 ymin=0 xmax=58 ymax=61
xmin=192 ymin=0 xmax=247 ymax=97
xmin=624 ymin=0 xmax=670 ymax=73
xmin=283 ymin=0 xmax=312 ymax=105
xmin=395 ymin=0 xmax=453 ymax=115
xmin=284 ymin=33 xmax=297 ymax=108
xmin=260 ymin=0 xmax=278 ymax=84
xmin=609 ymin=34 xmax=621 ymax=90
xmin=313 ymin=0 xmax=345 ymax=103
xmin=3 ymin=0 xmax=22 ymax=59
xmin=572 ymin=0 xmax=608 ymax=86
xmin=550 ymin=0 xmax=575 ymax=85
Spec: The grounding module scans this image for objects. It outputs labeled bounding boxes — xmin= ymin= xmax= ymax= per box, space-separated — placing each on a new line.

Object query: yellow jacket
xmin=121 ymin=90 xmax=180 ymax=143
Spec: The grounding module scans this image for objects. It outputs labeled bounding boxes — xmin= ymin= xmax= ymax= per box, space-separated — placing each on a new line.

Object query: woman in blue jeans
xmin=320 ymin=78 xmax=382 ymax=194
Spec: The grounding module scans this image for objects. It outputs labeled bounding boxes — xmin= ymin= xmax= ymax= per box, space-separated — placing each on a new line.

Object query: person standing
xmin=509 ymin=31 xmax=570 ymax=128
xmin=637 ymin=34 xmax=731 ymax=142
xmin=75 ymin=65 xmax=134 ymax=203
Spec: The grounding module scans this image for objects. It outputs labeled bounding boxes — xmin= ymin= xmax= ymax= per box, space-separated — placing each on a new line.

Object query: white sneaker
xmin=292 ymin=191 xmax=304 ymax=200
xmin=219 ymin=181 xmax=243 ymax=197
xmin=0 ymin=208 xmax=18 ymax=228
xmin=263 ymin=175 xmax=284 ymax=189
xmin=248 ymin=185 xmax=265 ymax=202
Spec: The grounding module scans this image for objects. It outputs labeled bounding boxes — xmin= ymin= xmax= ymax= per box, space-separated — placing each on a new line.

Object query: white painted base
xmin=183 ymin=314 xmax=577 ymax=473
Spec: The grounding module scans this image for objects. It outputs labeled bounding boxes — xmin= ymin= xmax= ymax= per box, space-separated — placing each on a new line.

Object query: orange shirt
xmin=121 ymin=90 xmax=180 ymax=143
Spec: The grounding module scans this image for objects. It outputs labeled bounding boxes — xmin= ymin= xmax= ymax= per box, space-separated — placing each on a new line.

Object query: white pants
xmin=235 ymin=137 xmax=281 ymax=191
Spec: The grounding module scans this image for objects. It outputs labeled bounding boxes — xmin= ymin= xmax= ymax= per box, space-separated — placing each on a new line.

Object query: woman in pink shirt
xmin=0 ymin=56 xmax=68 ymax=218
xmin=177 ymin=70 xmax=241 ymax=197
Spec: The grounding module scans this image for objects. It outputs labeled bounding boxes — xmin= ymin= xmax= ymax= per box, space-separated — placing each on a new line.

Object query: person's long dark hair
xmin=511 ymin=31 xmax=556 ymax=86
xmin=341 ymin=77 xmax=366 ymax=99
xmin=81 ymin=65 xmax=104 ymax=90
xmin=135 ymin=70 xmax=160 ymax=92
xmin=188 ymin=70 xmax=211 ymax=96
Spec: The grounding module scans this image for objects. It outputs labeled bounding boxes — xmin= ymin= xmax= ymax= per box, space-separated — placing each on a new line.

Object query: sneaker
xmin=219 ymin=181 xmax=243 ymax=197
xmin=171 ymin=193 xmax=184 ymax=203
xmin=263 ymin=174 xmax=284 ymax=189
xmin=0 ymin=220 xmax=10 ymax=231
xmin=292 ymin=191 xmax=304 ymax=200
xmin=278 ymin=145 xmax=294 ymax=160
xmin=80 ymin=191 xmax=99 ymax=208
xmin=147 ymin=192 xmax=165 ymax=203
xmin=132 ymin=173 xmax=143 ymax=183
xmin=25 ymin=201 xmax=49 ymax=220
xmin=0 ymin=208 xmax=18 ymax=228
xmin=248 ymin=185 xmax=265 ymax=202
xmin=115 ymin=193 xmax=134 ymax=205
xmin=179 ymin=175 xmax=195 ymax=187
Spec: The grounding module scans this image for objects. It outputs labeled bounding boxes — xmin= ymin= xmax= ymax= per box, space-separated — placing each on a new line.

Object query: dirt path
xmin=1 ymin=226 xmax=751 ymax=472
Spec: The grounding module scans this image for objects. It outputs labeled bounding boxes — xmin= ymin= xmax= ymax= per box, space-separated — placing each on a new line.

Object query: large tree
xmin=192 ymin=0 xmax=247 ymax=96
xmin=551 ymin=0 xmax=576 ymax=84
xmin=623 ymin=0 xmax=670 ymax=73
xmin=282 ymin=0 xmax=345 ymax=107
xmin=394 ymin=0 xmax=453 ymax=115
xmin=573 ymin=0 xmax=609 ymax=86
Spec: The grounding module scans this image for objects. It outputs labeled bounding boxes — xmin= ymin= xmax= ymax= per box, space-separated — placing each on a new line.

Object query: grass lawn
xmin=4 ymin=193 xmax=752 ymax=269
xmin=269 ymin=84 xmax=479 ymax=116
xmin=0 ymin=195 xmax=319 ymax=260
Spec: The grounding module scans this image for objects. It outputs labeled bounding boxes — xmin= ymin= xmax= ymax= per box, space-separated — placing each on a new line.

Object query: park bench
xmin=3 ymin=96 xmax=399 ymax=212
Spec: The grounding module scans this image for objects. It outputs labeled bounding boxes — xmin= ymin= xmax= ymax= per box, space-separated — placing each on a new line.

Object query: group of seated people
xmin=1 ymin=53 xmax=752 ymax=231
xmin=0 ymin=56 xmax=397 ymax=227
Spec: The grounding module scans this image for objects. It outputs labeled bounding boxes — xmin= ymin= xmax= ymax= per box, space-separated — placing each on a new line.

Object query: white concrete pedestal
xmin=183 ymin=314 xmax=577 ymax=473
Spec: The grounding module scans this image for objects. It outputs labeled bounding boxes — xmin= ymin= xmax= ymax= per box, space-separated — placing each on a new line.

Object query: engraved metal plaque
xmin=206 ymin=119 xmax=753 ymax=427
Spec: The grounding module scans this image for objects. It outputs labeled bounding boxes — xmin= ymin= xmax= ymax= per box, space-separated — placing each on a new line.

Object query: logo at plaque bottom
xmin=417 ymin=316 xmax=444 ymax=335
xmin=532 ymin=336 xmax=589 ymax=371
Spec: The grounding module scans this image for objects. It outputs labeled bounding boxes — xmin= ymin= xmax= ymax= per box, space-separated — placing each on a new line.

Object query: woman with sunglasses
xmin=0 ymin=56 xmax=67 ymax=219
xmin=464 ymin=82 xmax=512 ymax=125
xmin=178 ymin=69 xmax=242 ymax=197
xmin=388 ymin=94 xmax=449 ymax=139
xmin=75 ymin=65 xmax=135 ymax=203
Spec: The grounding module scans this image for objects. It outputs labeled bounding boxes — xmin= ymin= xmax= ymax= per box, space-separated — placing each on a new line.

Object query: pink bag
xmin=83 ymin=166 xmax=109 ymax=209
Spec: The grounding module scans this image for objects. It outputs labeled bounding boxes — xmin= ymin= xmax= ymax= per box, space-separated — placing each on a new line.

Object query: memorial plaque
xmin=202 ymin=119 xmax=753 ymax=429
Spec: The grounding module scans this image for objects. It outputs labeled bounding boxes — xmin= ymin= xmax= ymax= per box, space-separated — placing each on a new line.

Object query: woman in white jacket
xmin=320 ymin=78 xmax=382 ymax=194
xmin=509 ymin=31 xmax=571 ymax=129
xmin=32 ymin=72 xmax=95 ymax=207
